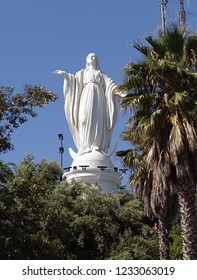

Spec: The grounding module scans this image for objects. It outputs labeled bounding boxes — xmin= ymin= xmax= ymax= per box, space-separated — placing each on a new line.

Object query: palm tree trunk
xmin=178 ymin=186 xmax=197 ymax=260
xmin=158 ymin=219 xmax=170 ymax=259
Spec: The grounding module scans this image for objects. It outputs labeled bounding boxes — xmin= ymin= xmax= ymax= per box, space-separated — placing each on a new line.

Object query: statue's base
xmin=62 ymin=150 xmax=121 ymax=193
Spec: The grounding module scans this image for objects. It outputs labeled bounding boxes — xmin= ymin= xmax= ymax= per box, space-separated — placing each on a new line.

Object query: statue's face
xmin=87 ymin=53 xmax=97 ymax=67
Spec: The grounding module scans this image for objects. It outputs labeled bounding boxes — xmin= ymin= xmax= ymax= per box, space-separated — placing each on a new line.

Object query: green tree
xmin=169 ymin=223 xmax=182 ymax=260
xmin=117 ymin=24 xmax=197 ymax=259
xmin=109 ymin=198 xmax=159 ymax=259
xmin=0 ymin=156 xmax=159 ymax=259
xmin=0 ymin=161 xmax=15 ymax=184
xmin=47 ymin=183 xmax=120 ymax=259
xmin=0 ymin=155 xmax=62 ymax=259
xmin=46 ymin=182 xmax=159 ymax=260
xmin=0 ymin=85 xmax=58 ymax=153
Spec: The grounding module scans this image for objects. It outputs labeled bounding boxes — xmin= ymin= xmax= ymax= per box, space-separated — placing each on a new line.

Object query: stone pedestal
xmin=63 ymin=150 xmax=121 ymax=193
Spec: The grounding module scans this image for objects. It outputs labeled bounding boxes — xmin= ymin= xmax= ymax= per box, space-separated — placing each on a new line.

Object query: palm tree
xmin=118 ymin=24 xmax=197 ymax=259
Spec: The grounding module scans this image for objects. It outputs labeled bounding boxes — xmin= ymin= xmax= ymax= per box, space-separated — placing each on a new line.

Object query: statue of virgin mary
xmin=54 ymin=53 xmax=120 ymax=156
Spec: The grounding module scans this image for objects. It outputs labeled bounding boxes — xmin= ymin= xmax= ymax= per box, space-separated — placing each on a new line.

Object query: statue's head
xmin=86 ymin=53 xmax=100 ymax=70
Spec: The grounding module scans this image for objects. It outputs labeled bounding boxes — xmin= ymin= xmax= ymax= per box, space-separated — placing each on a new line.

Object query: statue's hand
xmin=53 ymin=70 xmax=67 ymax=76
xmin=53 ymin=70 xmax=70 ymax=82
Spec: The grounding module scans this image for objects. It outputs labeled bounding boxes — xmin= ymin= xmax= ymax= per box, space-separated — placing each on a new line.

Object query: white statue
xmin=54 ymin=53 xmax=120 ymax=156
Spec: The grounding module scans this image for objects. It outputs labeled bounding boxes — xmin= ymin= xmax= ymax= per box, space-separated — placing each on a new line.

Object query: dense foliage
xmin=0 ymin=155 xmax=159 ymax=260
xmin=0 ymin=85 xmax=58 ymax=153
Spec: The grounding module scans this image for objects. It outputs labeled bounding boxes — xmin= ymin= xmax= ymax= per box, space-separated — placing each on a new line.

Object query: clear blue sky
xmin=1 ymin=0 xmax=197 ymax=184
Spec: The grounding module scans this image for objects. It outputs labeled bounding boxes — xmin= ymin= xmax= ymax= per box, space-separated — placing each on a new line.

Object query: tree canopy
xmin=0 ymin=85 xmax=58 ymax=153
xmin=0 ymin=155 xmax=159 ymax=260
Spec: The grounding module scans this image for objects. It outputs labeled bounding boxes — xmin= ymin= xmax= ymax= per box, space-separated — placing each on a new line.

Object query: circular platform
xmin=63 ymin=150 xmax=122 ymax=193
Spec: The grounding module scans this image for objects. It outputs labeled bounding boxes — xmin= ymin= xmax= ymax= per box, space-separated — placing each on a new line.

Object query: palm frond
xmin=130 ymin=40 xmax=150 ymax=57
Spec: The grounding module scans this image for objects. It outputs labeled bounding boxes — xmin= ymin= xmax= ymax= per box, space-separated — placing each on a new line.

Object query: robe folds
xmin=63 ymin=68 xmax=119 ymax=154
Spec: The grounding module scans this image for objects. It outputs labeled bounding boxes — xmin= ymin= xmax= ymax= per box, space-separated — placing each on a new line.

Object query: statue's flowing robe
xmin=63 ymin=68 xmax=119 ymax=154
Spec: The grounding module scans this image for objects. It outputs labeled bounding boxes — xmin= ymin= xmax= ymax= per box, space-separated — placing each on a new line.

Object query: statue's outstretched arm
xmin=53 ymin=70 xmax=69 ymax=81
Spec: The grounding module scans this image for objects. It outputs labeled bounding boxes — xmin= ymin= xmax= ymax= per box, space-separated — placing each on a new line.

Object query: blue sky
xmin=1 ymin=0 xmax=197 ymax=184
